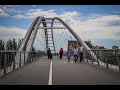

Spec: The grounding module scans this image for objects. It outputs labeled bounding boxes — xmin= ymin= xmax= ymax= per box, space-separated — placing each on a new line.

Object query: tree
xmin=5 ymin=39 xmax=14 ymax=67
xmin=32 ymin=46 xmax=36 ymax=51
xmin=12 ymin=38 xmax=17 ymax=50
xmin=17 ymin=39 xmax=22 ymax=50
xmin=0 ymin=40 xmax=2 ymax=50
xmin=0 ymin=40 xmax=5 ymax=69
xmin=6 ymin=39 xmax=12 ymax=50
xmin=2 ymin=41 xmax=5 ymax=50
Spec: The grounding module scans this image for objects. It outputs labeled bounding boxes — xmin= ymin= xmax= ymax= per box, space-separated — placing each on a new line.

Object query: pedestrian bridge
xmin=0 ymin=56 xmax=120 ymax=85
xmin=0 ymin=16 xmax=120 ymax=85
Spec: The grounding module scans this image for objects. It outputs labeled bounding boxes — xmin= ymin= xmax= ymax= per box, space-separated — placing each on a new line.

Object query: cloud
xmin=0 ymin=26 xmax=27 ymax=42
xmin=27 ymin=9 xmax=53 ymax=18
xmin=12 ymin=9 xmax=80 ymax=20
xmin=0 ymin=5 xmax=21 ymax=17
xmin=0 ymin=25 xmax=46 ymax=51
xmin=1 ymin=8 xmax=120 ymax=49
xmin=0 ymin=8 xmax=9 ymax=17
xmin=69 ymin=14 xmax=120 ymax=41
xmin=12 ymin=14 xmax=27 ymax=19
xmin=32 ymin=5 xmax=37 ymax=7
xmin=0 ymin=5 xmax=19 ymax=8
xmin=113 ymin=11 xmax=120 ymax=14
xmin=12 ymin=9 xmax=58 ymax=19
xmin=11 ymin=9 xmax=120 ymax=41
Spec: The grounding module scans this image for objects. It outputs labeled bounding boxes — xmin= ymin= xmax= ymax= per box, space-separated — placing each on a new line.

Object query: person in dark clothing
xmin=47 ymin=48 xmax=51 ymax=59
xmin=56 ymin=53 xmax=58 ymax=56
xmin=59 ymin=48 xmax=63 ymax=59
xmin=50 ymin=53 xmax=52 ymax=59
xmin=67 ymin=50 xmax=71 ymax=62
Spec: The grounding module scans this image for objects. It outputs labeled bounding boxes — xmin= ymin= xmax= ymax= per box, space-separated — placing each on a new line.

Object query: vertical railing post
xmin=9 ymin=52 xmax=12 ymax=71
xmin=115 ymin=50 xmax=120 ymax=71
xmin=35 ymin=52 xmax=37 ymax=60
xmin=94 ymin=50 xmax=97 ymax=64
xmin=24 ymin=52 xmax=25 ymax=64
xmin=27 ymin=52 xmax=29 ymax=63
xmin=28 ymin=52 xmax=30 ymax=62
xmin=36 ymin=52 xmax=38 ymax=60
xmin=31 ymin=52 xmax=32 ymax=61
xmin=13 ymin=52 xmax=16 ymax=70
xmin=84 ymin=51 xmax=86 ymax=62
xmin=0 ymin=52 xmax=1 ymax=72
xmin=29 ymin=52 xmax=30 ymax=62
xmin=86 ymin=51 xmax=88 ymax=62
xmin=4 ymin=52 xmax=7 ymax=74
xmin=113 ymin=50 xmax=116 ymax=68
xmin=97 ymin=50 xmax=100 ymax=66
xmin=19 ymin=52 xmax=21 ymax=67
xmin=104 ymin=50 xmax=109 ymax=68
xmin=34 ymin=53 xmax=36 ymax=60
xmin=32 ymin=52 xmax=33 ymax=61
xmin=91 ymin=50 xmax=93 ymax=64
xmin=30 ymin=52 xmax=32 ymax=62
xmin=33 ymin=52 xmax=35 ymax=61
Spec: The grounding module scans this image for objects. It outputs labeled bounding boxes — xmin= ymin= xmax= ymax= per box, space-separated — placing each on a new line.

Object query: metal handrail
xmin=84 ymin=49 xmax=120 ymax=71
xmin=0 ymin=51 xmax=46 ymax=76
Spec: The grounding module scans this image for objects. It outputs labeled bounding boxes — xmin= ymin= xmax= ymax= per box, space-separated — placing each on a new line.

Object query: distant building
xmin=68 ymin=40 xmax=79 ymax=51
xmin=94 ymin=45 xmax=104 ymax=49
xmin=112 ymin=45 xmax=118 ymax=49
xmin=68 ymin=40 xmax=94 ymax=51
xmin=84 ymin=41 xmax=93 ymax=49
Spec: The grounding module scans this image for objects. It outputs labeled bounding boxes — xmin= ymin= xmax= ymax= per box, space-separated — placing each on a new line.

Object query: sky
xmin=0 ymin=5 xmax=120 ymax=50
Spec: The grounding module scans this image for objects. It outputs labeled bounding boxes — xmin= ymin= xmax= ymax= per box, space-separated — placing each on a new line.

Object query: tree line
xmin=0 ymin=38 xmax=36 ymax=69
xmin=0 ymin=38 xmax=36 ymax=51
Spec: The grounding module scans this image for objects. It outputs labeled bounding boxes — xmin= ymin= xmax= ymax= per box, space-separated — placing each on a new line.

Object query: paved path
xmin=0 ymin=56 xmax=120 ymax=85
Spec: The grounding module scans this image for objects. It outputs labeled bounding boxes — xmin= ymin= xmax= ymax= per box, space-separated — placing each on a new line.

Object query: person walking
xmin=67 ymin=50 xmax=71 ymax=62
xmin=56 ymin=53 xmax=58 ymax=56
xmin=59 ymin=48 xmax=63 ymax=59
xmin=73 ymin=46 xmax=78 ymax=62
xmin=47 ymin=48 xmax=51 ymax=59
xmin=79 ymin=45 xmax=85 ymax=62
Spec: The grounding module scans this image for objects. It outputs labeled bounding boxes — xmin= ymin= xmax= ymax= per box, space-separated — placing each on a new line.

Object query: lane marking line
xmin=62 ymin=62 xmax=67 ymax=63
xmin=48 ymin=60 xmax=52 ymax=85
xmin=37 ymin=62 xmax=46 ymax=63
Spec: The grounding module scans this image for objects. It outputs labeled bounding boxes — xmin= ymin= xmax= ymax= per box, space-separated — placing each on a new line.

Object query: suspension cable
xmin=38 ymin=29 xmax=46 ymax=49
xmin=57 ymin=38 xmax=67 ymax=51
xmin=57 ymin=30 xmax=69 ymax=51
xmin=37 ymin=39 xmax=46 ymax=51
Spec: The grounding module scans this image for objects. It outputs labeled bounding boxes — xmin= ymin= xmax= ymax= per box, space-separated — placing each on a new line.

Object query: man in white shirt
xmin=79 ymin=45 xmax=85 ymax=62
xmin=73 ymin=46 xmax=78 ymax=62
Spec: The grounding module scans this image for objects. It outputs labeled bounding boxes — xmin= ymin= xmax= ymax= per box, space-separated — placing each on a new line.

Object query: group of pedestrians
xmin=47 ymin=48 xmax=63 ymax=59
xmin=47 ymin=45 xmax=85 ymax=63
xmin=67 ymin=45 xmax=85 ymax=62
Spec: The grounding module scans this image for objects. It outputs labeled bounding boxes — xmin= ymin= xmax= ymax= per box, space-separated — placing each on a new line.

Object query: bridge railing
xmin=0 ymin=51 xmax=46 ymax=77
xmin=84 ymin=49 xmax=120 ymax=71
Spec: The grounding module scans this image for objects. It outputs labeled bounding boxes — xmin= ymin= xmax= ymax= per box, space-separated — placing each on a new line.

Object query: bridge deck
xmin=0 ymin=56 xmax=120 ymax=85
